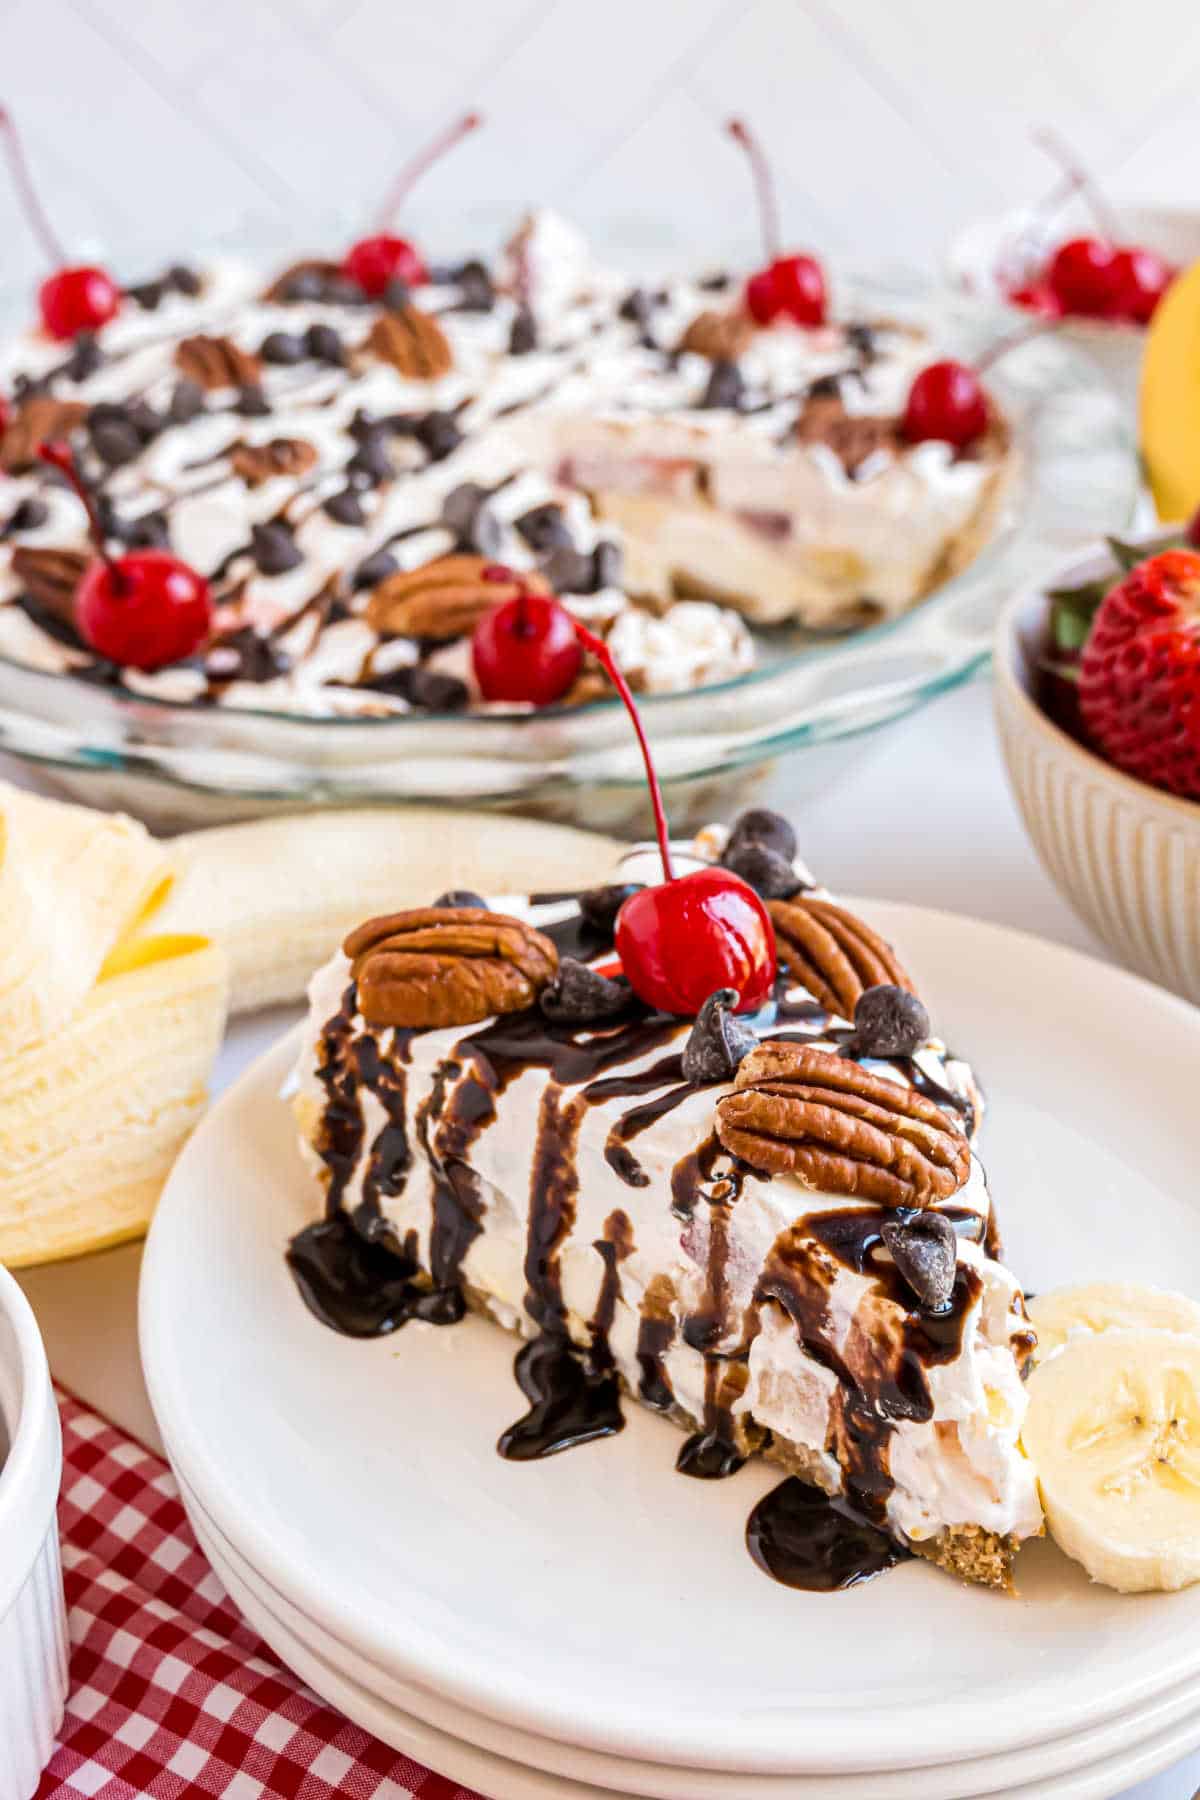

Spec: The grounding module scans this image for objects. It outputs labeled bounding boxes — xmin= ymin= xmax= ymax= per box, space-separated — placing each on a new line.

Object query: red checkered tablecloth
xmin=37 ymin=1391 xmax=485 ymax=1800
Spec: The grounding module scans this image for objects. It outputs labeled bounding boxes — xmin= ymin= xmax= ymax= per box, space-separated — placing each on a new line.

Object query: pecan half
xmin=10 ymin=546 xmax=88 ymax=623
xmin=345 ymin=906 xmax=559 ymax=1029
xmin=0 ymin=396 xmax=87 ymax=473
xmin=769 ymin=896 xmax=914 ymax=1016
xmin=367 ymin=307 xmax=453 ymax=380
xmin=230 ymin=437 xmax=319 ymax=488
xmin=715 ymin=1044 xmax=969 ymax=1206
xmin=367 ymin=555 xmax=548 ymax=641
xmin=677 ymin=309 xmax=755 ymax=362
xmin=176 ymin=335 xmax=263 ymax=392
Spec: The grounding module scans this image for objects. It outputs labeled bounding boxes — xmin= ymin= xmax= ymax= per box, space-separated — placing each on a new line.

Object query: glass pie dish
xmin=0 ymin=256 xmax=1136 ymax=834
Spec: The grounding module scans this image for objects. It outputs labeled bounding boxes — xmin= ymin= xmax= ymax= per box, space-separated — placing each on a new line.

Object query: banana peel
xmin=1140 ymin=257 xmax=1200 ymax=521
xmin=157 ymin=807 xmax=622 ymax=1014
xmin=0 ymin=782 xmax=230 ymax=1268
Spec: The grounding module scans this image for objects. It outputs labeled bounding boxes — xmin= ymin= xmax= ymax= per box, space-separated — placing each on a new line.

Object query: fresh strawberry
xmin=1078 ymin=550 xmax=1200 ymax=800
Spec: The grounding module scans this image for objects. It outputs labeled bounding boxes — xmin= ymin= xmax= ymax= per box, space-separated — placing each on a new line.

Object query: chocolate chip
xmin=406 ymin=666 xmax=469 ymax=711
xmin=382 ymin=277 xmax=412 ymax=312
xmin=304 ymin=322 xmax=344 ymax=365
xmin=880 ymin=1211 xmax=957 ymax=1312
xmin=167 ymin=264 xmax=202 ymax=298
xmin=681 ymin=988 xmax=758 ymax=1083
xmin=65 ymin=333 xmax=102 ymax=380
xmin=618 ymin=287 xmax=654 ymax=326
xmin=725 ymin=808 xmax=797 ymax=864
xmin=347 ymin=438 xmax=393 ymax=488
xmin=126 ymin=400 xmax=161 ymax=443
xmin=807 ymin=373 xmax=842 ymax=401
xmin=721 ymin=841 xmax=801 ymax=900
xmin=323 ymin=274 xmax=364 ymax=307
xmin=698 ymin=270 xmax=732 ymax=292
xmin=579 ymin=882 xmax=642 ymax=936
xmin=250 ymin=521 xmax=303 ymax=575
xmin=433 ymin=889 xmax=488 ymax=910
xmin=353 ymin=548 xmax=399 ymax=589
xmin=348 ymin=408 xmax=380 ymax=444
xmin=415 ymin=411 xmax=463 ymax=462
xmin=592 ymin=540 xmax=623 ymax=590
xmin=206 ymin=625 xmax=290 ymax=684
xmin=2 ymin=497 xmax=48 ymax=536
xmin=515 ymin=503 xmax=571 ymax=553
xmin=441 ymin=482 xmax=500 ymax=553
xmin=846 ymin=322 xmax=876 ymax=362
xmin=121 ymin=510 xmax=169 ymax=549
xmin=848 ymin=985 xmax=931 ymax=1060
xmin=508 ymin=306 xmax=538 ymax=355
xmin=700 ymin=359 xmax=745 ymax=411
xmin=168 ymin=379 xmax=205 ymax=424
xmin=541 ymin=544 xmax=594 ymax=594
xmin=279 ymin=268 xmax=326 ymax=303
xmin=127 ymin=280 xmax=165 ymax=312
xmin=452 ymin=259 xmax=494 ymax=312
xmin=325 ymin=488 xmax=366 ymax=526
xmin=87 ymin=407 xmax=142 ymax=468
xmin=236 ymin=385 xmax=271 ymax=417
xmin=261 ymin=330 xmax=306 ymax=365
xmin=540 ymin=958 xmax=631 ymax=1024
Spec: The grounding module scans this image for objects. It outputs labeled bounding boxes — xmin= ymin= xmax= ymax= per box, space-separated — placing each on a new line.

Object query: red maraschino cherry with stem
xmin=573 ymin=621 xmax=777 ymax=1017
xmin=902 ymin=318 xmax=1055 ymax=452
xmin=471 ymin=568 xmax=582 ymax=705
xmin=0 ymin=107 xmax=121 ymax=340
xmin=727 ymin=119 xmax=826 ymax=329
xmin=38 ymin=441 xmax=212 ymax=669
xmin=344 ymin=112 xmax=482 ymax=299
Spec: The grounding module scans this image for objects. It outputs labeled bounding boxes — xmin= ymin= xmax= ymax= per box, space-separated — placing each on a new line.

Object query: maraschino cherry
xmin=344 ymin=112 xmax=482 ymax=298
xmin=1109 ymin=245 xmax=1174 ymax=325
xmin=0 ymin=108 xmax=120 ymax=340
xmin=571 ymin=622 xmax=776 ymax=1015
xmin=38 ymin=441 xmax=211 ymax=668
xmin=471 ymin=568 xmax=581 ymax=705
xmin=727 ymin=119 xmax=826 ymax=329
xmin=902 ymin=359 xmax=989 ymax=451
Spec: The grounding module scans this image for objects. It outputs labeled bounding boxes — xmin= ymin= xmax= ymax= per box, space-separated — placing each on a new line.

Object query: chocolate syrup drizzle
xmin=286 ymin=897 xmax=1001 ymax=1592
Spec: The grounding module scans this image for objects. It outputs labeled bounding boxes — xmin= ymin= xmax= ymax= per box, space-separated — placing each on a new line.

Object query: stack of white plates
xmin=141 ymin=905 xmax=1200 ymax=1799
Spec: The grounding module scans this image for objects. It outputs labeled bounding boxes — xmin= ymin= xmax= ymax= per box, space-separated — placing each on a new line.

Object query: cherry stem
xmin=375 ymin=111 xmax=482 ymax=234
xmin=727 ymin=118 xmax=780 ymax=263
xmin=1032 ymin=126 xmax=1120 ymax=244
xmin=573 ymin=621 xmax=674 ymax=883
xmin=38 ymin=440 xmax=124 ymax=589
xmin=0 ymin=106 xmax=65 ymax=268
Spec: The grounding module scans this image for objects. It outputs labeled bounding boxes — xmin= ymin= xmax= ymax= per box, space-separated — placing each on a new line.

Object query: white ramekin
xmin=947 ymin=204 xmax=1200 ymax=409
xmin=995 ymin=550 xmax=1200 ymax=1007
xmin=0 ymin=1266 xmax=68 ymax=1800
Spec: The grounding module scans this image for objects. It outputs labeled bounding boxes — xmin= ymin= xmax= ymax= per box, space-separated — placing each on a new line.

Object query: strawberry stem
xmin=375 ymin=111 xmax=482 ymax=235
xmin=0 ymin=105 xmax=65 ymax=268
xmin=38 ymin=440 xmax=125 ymax=589
xmin=573 ymin=621 xmax=674 ymax=882
xmin=727 ymin=118 xmax=780 ymax=263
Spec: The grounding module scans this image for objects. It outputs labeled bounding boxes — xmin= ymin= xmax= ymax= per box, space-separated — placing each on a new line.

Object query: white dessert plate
xmin=177 ymin=1465 xmax=1200 ymax=1800
xmin=140 ymin=902 xmax=1200 ymax=1781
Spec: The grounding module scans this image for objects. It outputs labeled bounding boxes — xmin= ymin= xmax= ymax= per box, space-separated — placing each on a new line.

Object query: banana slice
xmin=157 ymin=808 xmax=622 ymax=1014
xmin=1023 ymin=1329 xmax=1200 ymax=1592
xmin=1028 ymin=1282 xmax=1200 ymax=1363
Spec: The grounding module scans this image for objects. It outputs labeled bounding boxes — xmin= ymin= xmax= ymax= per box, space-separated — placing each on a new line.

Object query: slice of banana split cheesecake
xmin=287 ymin=809 xmax=1041 ymax=1593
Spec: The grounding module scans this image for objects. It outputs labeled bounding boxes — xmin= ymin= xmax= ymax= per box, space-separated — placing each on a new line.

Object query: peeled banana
xmin=1028 ymin=1282 xmax=1200 ymax=1363
xmin=1023 ymin=1328 xmax=1200 ymax=1592
xmin=157 ymin=807 xmax=622 ymax=1014
xmin=0 ymin=782 xmax=230 ymax=1268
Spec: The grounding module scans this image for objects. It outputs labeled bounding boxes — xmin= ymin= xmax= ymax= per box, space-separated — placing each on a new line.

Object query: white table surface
xmin=9 ymin=676 xmax=1200 ymax=1800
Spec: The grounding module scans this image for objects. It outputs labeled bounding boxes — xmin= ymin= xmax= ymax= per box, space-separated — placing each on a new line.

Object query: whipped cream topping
xmin=0 ymin=212 xmax=1006 ymax=714
xmin=289 ymin=833 xmax=1040 ymax=1552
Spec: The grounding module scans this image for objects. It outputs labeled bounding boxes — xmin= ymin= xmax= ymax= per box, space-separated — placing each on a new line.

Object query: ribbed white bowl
xmin=0 ymin=1267 xmax=67 ymax=1800
xmin=995 ymin=555 xmax=1200 ymax=1006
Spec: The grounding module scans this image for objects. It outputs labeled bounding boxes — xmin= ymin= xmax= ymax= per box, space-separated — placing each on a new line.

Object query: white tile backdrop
xmin=2 ymin=0 xmax=1200 ymax=287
